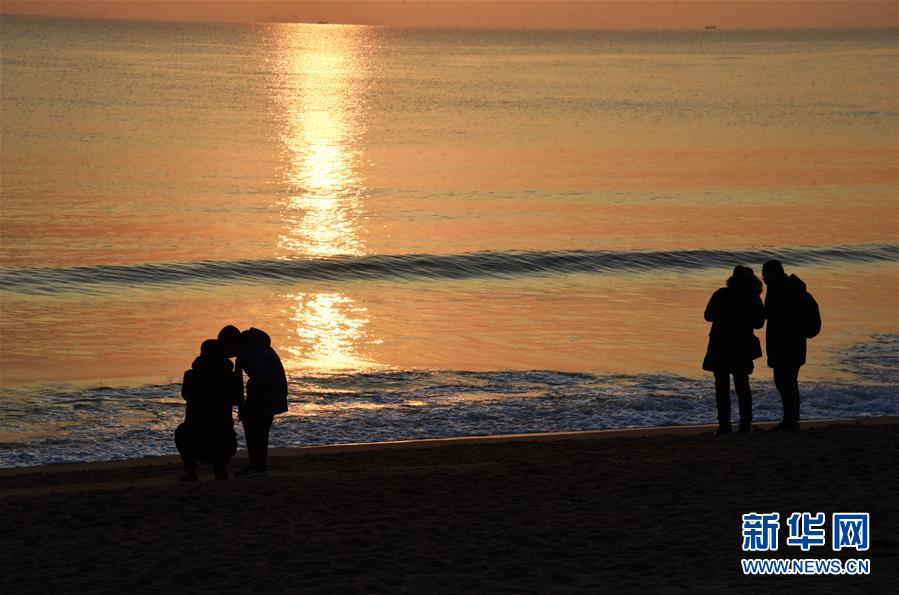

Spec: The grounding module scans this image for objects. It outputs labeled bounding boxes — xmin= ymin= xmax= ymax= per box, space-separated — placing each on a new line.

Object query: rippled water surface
xmin=1 ymin=17 xmax=897 ymax=466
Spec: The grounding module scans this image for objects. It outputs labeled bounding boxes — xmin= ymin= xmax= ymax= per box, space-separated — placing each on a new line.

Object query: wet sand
xmin=1 ymin=419 xmax=896 ymax=593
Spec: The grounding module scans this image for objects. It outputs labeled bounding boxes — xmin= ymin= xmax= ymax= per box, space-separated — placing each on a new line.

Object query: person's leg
xmin=213 ymin=459 xmax=229 ymax=480
xmin=255 ymin=414 xmax=274 ymax=469
xmin=242 ymin=417 xmax=260 ymax=468
xmin=174 ymin=424 xmax=198 ymax=481
xmin=713 ymin=370 xmax=732 ymax=432
xmin=241 ymin=415 xmax=273 ymax=472
xmin=733 ymin=371 xmax=752 ymax=432
xmin=773 ymin=367 xmax=800 ymax=429
xmin=782 ymin=367 xmax=800 ymax=425
xmin=214 ymin=431 xmax=237 ymax=479
xmin=773 ymin=367 xmax=787 ymax=423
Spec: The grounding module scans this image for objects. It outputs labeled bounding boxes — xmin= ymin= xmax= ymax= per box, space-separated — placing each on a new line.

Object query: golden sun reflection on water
xmin=274 ymin=25 xmax=368 ymax=258
xmin=283 ymin=292 xmax=381 ymax=371
xmin=271 ymin=25 xmax=380 ymax=372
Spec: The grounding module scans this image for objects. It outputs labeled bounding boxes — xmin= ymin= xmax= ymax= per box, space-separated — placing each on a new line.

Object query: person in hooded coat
xmin=175 ymin=338 xmax=242 ymax=481
xmin=218 ymin=325 xmax=288 ymax=476
xmin=702 ymin=265 xmax=765 ymax=434
xmin=762 ymin=260 xmax=821 ymax=431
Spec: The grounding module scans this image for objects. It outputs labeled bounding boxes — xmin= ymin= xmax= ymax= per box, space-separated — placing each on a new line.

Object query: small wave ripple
xmin=2 ymin=243 xmax=897 ymax=295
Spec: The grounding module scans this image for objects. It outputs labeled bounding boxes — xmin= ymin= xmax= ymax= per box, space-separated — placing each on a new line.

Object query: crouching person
xmin=175 ymin=338 xmax=243 ymax=481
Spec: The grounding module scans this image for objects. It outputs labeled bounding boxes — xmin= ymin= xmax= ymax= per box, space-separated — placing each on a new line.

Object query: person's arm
xmin=232 ymin=365 xmax=245 ymax=417
xmin=751 ymin=296 xmax=765 ymax=329
xmin=803 ymin=292 xmax=822 ymax=338
xmin=704 ymin=290 xmax=722 ymax=322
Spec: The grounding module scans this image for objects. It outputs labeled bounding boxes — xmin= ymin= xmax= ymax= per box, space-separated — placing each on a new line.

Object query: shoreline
xmin=1 ymin=414 xmax=894 ymax=480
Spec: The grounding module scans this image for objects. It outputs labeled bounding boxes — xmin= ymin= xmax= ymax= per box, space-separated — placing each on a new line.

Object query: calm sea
xmin=1 ymin=16 xmax=897 ymax=466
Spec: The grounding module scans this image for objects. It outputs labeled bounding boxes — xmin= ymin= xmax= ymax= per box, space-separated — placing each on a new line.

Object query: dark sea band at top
xmin=2 ymin=243 xmax=897 ymax=295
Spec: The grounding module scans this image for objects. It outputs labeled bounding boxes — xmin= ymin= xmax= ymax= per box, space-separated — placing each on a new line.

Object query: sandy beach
xmin=1 ymin=418 xmax=896 ymax=593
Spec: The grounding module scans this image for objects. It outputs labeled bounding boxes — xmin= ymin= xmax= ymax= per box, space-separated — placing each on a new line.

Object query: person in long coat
xmin=702 ymin=265 xmax=765 ymax=434
xmin=218 ymin=325 xmax=288 ymax=476
xmin=762 ymin=259 xmax=821 ymax=431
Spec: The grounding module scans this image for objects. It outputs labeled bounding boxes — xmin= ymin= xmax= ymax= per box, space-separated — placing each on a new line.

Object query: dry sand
xmin=1 ymin=419 xmax=897 ymax=593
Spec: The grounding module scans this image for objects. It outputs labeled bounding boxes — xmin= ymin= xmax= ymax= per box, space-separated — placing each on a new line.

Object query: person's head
xmin=200 ymin=338 xmax=225 ymax=360
xmin=727 ymin=265 xmax=762 ymax=295
xmin=733 ymin=265 xmax=753 ymax=278
xmin=217 ymin=325 xmax=241 ymax=358
xmin=762 ymin=260 xmax=786 ymax=286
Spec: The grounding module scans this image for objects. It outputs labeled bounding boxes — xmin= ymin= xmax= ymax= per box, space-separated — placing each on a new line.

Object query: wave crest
xmin=2 ymin=243 xmax=897 ymax=295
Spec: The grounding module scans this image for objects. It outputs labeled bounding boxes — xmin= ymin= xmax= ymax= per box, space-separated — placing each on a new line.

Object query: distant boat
xmin=705 ymin=25 xmax=717 ymax=30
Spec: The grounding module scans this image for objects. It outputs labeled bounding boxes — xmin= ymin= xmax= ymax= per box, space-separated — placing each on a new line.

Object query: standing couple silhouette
xmin=703 ymin=259 xmax=821 ymax=434
xmin=174 ymin=325 xmax=288 ymax=481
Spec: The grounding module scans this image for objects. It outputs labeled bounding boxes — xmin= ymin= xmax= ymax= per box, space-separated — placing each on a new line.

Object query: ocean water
xmin=1 ymin=16 xmax=897 ymax=467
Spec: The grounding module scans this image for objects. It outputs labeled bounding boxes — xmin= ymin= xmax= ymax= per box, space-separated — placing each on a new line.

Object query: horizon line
xmin=3 ymin=12 xmax=898 ymax=32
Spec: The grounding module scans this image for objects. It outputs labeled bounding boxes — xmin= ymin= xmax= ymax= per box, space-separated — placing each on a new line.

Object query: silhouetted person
xmin=218 ymin=325 xmax=288 ymax=476
xmin=762 ymin=260 xmax=821 ymax=431
xmin=175 ymin=338 xmax=243 ymax=481
xmin=702 ymin=265 xmax=765 ymax=434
